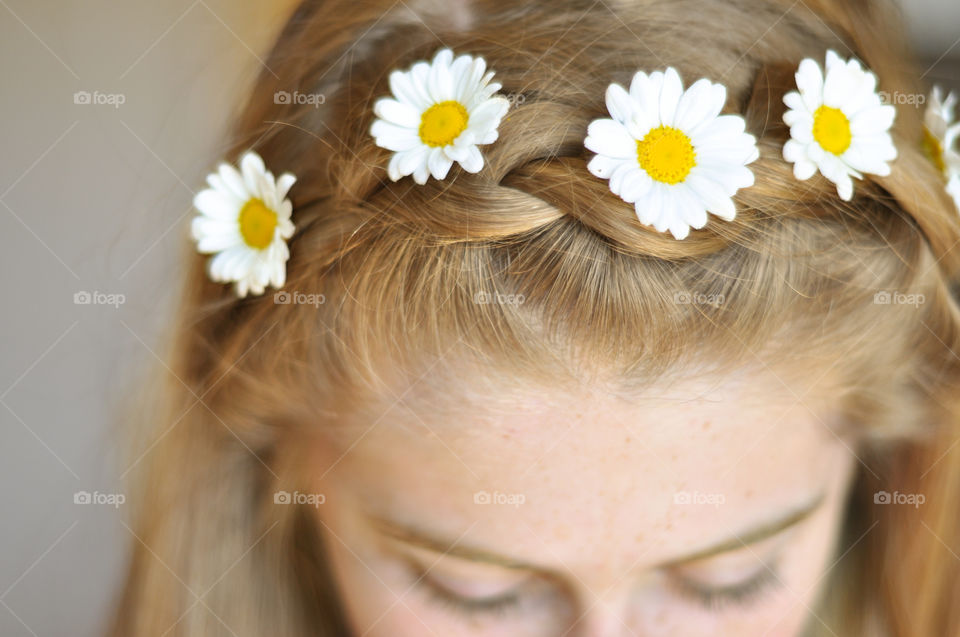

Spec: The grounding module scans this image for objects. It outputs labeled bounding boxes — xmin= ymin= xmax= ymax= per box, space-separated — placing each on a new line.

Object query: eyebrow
xmin=658 ymin=492 xmax=826 ymax=567
xmin=366 ymin=492 xmax=826 ymax=573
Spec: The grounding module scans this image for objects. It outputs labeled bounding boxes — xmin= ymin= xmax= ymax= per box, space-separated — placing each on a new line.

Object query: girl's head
xmin=113 ymin=0 xmax=960 ymax=635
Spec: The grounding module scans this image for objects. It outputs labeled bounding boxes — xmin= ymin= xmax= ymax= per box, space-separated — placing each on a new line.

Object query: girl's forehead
xmin=310 ymin=373 xmax=854 ymax=584
xmin=312 ymin=364 xmax=851 ymax=546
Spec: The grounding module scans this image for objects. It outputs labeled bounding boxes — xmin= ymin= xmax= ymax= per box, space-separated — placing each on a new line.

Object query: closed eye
xmin=669 ymin=561 xmax=781 ymax=610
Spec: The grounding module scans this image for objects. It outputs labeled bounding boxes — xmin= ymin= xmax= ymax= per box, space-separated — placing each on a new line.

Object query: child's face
xmin=307 ymin=362 xmax=858 ymax=636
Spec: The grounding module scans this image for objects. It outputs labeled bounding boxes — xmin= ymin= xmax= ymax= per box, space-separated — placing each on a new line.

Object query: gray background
xmin=0 ymin=1 xmax=957 ymax=636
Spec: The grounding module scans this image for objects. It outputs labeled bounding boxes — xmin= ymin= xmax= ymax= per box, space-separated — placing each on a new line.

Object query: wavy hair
xmin=110 ymin=0 xmax=960 ymax=634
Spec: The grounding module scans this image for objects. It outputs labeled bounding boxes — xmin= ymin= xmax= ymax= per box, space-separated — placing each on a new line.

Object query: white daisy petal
xmin=787 ymin=120 xmax=814 ymax=143
xmin=428 ymin=147 xmax=454 ymax=180
xmin=843 ymin=147 xmax=892 ymax=176
xmin=412 ymin=160 xmax=431 ymax=185
xmin=620 ymin=169 xmax=654 ymax=202
xmin=628 ymin=71 xmax=661 ymax=121
xmin=450 ymin=55 xmax=474 ymax=99
xmin=694 ymin=162 xmax=755 ymax=191
xmin=192 ymin=220 xmax=241 ymax=253
xmin=944 ymin=124 xmax=960 ymax=153
xmin=690 ymin=114 xmax=746 ymax=147
xmin=459 ymin=145 xmax=485 ymax=173
xmin=835 ymin=174 xmax=854 ymax=201
xmin=605 ymin=83 xmax=635 ymax=124
xmin=276 ymin=173 xmax=296 ymax=202
xmin=822 ymin=64 xmax=856 ymax=108
xmin=796 ymin=59 xmax=824 ymax=111
xmin=444 ymin=143 xmax=472 ymax=162
xmin=674 ymin=78 xmax=723 ymax=132
xmin=278 ymin=216 xmax=295 ymax=240
xmin=686 ymin=84 xmax=728 ymax=138
xmin=453 ymin=128 xmax=478 ymax=150
xmin=686 ymin=173 xmax=736 ymax=220
xmin=240 ymin=152 xmax=266 ymax=193
xmin=784 ymin=140 xmax=818 ymax=180
xmin=397 ymin=146 xmax=430 ymax=180
xmin=218 ymin=163 xmax=249 ymax=201
xmin=371 ymin=119 xmax=422 ymax=151
xmin=651 ymin=183 xmax=675 ymax=234
xmin=638 ymin=181 xmax=664 ymax=228
xmin=410 ymin=61 xmax=432 ymax=100
xmin=825 ymin=50 xmax=844 ymax=71
xmin=478 ymin=129 xmax=499 ymax=145
xmin=588 ymin=154 xmax=630 ymax=179
xmin=675 ymin=184 xmax=709 ymax=230
xmin=194 ymin=189 xmax=237 ymax=221
xmin=658 ymin=68 xmax=684 ymax=127
xmin=585 ymin=119 xmax=635 ymax=159
xmin=468 ymin=97 xmax=510 ymax=132
xmin=946 ymin=174 xmax=960 ymax=213
xmin=850 ymin=105 xmax=895 ymax=136
xmin=428 ymin=49 xmax=455 ymax=102
xmin=389 ymin=69 xmax=429 ymax=110
xmin=387 ymin=151 xmax=405 ymax=182
xmin=844 ymin=135 xmax=897 ymax=173
xmin=209 ymin=246 xmax=251 ymax=283
xmin=374 ymin=98 xmax=422 ymax=129
xmin=669 ymin=218 xmax=690 ymax=240
xmin=783 ymin=91 xmax=807 ymax=114
xmin=794 ymin=159 xmax=818 ymax=181
xmin=609 ymin=162 xmax=640 ymax=198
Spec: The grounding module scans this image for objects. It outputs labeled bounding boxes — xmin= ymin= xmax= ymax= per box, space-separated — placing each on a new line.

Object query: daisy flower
xmin=782 ymin=50 xmax=897 ymax=201
xmin=370 ymin=48 xmax=510 ymax=185
xmin=191 ymin=150 xmax=296 ymax=298
xmin=584 ymin=67 xmax=759 ymax=240
xmin=923 ymin=86 xmax=960 ymax=212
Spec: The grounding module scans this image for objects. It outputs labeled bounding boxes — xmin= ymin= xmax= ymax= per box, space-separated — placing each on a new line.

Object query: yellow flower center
xmin=419 ymin=100 xmax=469 ymax=147
xmin=812 ymin=105 xmax=852 ymax=155
xmin=636 ymin=125 xmax=696 ymax=184
xmin=922 ymin=127 xmax=946 ymax=175
xmin=238 ymin=198 xmax=277 ymax=250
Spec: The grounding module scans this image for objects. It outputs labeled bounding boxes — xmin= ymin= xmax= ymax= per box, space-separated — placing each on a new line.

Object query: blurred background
xmin=0 ymin=1 xmax=957 ymax=635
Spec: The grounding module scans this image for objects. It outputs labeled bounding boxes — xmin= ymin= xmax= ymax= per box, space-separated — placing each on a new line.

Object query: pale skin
xmin=304 ymin=360 xmax=860 ymax=636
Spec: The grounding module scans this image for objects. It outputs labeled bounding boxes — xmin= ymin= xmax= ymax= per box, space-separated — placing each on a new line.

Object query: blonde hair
xmin=110 ymin=0 xmax=960 ymax=635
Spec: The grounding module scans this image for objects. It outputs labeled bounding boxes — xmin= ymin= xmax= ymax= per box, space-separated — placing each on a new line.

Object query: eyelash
xmin=422 ymin=579 xmax=523 ymax=618
xmin=410 ymin=561 xmax=781 ymax=620
xmin=670 ymin=565 xmax=781 ymax=611
xmin=403 ymin=560 xmax=527 ymax=619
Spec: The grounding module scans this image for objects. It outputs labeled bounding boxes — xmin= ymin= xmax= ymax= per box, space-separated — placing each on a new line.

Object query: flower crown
xmin=191 ymin=47 xmax=960 ymax=297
